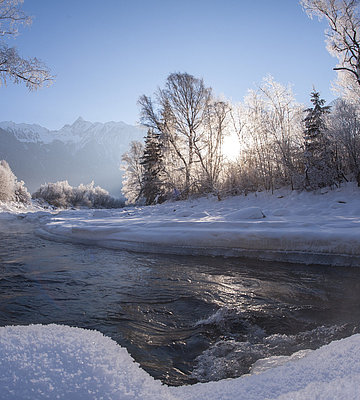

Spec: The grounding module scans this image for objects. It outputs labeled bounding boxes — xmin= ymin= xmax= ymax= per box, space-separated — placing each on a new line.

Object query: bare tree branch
xmin=0 ymin=44 xmax=54 ymax=90
xmin=301 ymin=0 xmax=360 ymax=85
xmin=0 ymin=0 xmax=54 ymax=90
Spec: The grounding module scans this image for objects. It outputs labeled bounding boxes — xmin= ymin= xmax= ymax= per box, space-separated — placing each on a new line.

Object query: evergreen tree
xmin=140 ymin=129 xmax=165 ymax=205
xmin=303 ymin=90 xmax=336 ymax=189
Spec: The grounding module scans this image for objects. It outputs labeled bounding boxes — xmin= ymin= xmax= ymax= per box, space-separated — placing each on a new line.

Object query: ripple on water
xmin=1 ymin=218 xmax=360 ymax=385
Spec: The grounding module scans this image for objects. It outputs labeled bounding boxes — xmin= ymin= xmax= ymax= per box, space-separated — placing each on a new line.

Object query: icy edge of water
xmin=36 ymin=227 xmax=360 ymax=267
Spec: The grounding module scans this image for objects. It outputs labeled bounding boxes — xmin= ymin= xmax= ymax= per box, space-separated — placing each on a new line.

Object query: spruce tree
xmin=140 ymin=129 xmax=165 ymax=205
xmin=303 ymin=90 xmax=336 ymax=189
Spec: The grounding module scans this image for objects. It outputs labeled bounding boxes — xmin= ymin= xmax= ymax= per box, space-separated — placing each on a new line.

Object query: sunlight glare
xmin=222 ymin=133 xmax=240 ymax=161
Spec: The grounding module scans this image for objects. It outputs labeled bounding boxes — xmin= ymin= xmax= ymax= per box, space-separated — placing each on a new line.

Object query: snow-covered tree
xmin=0 ymin=159 xmax=30 ymax=203
xmin=303 ymin=90 xmax=337 ymax=188
xmin=0 ymin=0 xmax=53 ymax=90
xmin=228 ymin=77 xmax=303 ymax=194
xmin=195 ymin=100 xmax=229 ymax=194
xmin=301 ymin=0 xmax=360 ymax=86
xmin=32 ymin=180 xmax=123 ymax=208
xmin=328 ymin=98 xmax=360 ymax=184
xmin=121 ymin=140 xmax=144 ymax=204
xmin=138 ymin=72 xmax=213 ymax=197
xmin=140 ymin=129 xmax=166 ymax=205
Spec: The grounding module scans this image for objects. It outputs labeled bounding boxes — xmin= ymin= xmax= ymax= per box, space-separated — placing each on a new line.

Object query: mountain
xmin=0 ymin=118 xmax=146 ymax=197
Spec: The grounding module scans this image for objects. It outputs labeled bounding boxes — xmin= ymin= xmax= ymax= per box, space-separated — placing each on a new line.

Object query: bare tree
xmin=139 ymin=72 xmax=212 ymax=197
xmin=0 ymin=0 xmax=53 ymax=90
xmin=0 ymin=0 xmax=31 ymax=36
xmin=329 ymin=98 xmax=360 ymax=184
xmin=0 ymin=159 xmax=30 ymax=203
xmin=258 ymin=77 xmax=304 ymax=189
xmin=301 ymin=0 xmax=360 ymax=85
xmin=121 ymin=141 xmax=144 ymax=204
xmin=194 ymin=100 xmax=229 ymax=194
xmin=227 ymin=77 xmax=303 ymax=194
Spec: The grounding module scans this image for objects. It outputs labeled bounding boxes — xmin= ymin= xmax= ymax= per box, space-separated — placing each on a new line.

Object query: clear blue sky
xmin=0 ymin=0 xmax=336 ymax=130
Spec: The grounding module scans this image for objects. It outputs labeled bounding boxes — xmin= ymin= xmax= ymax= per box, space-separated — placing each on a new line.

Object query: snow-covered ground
xmin=1 ymin=184 xmax=360 ymax=399
xmin=32 ymin=183 xmax=360 ymax=266
xmin=0 ymin=324 xmax=360 ymax=400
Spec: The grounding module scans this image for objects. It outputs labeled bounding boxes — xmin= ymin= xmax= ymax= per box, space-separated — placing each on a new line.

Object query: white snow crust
xmin=0 ymin=324 xmax=360 ymax=400
xmin=34 ymin=183 xmax=360 ymax=266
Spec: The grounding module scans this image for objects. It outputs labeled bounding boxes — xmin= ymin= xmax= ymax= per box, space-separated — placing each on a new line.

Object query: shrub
xmin=0 ymin=160 xmax=31 ymax=203
xmin=32 ymin=181 xmax=124 ymax=209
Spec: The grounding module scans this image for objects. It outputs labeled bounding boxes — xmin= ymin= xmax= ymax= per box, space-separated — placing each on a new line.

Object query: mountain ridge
xmin=0 ymin=117 xmax=144 ymax=145
xmin=0 ymin=118 xmax=146 ymax=197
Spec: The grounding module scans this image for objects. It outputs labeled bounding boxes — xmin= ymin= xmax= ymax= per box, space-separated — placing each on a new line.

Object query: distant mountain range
xmin=0 ymin=117 xmax=145 ymax=197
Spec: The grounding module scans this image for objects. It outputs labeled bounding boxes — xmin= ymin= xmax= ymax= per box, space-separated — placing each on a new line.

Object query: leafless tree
xmin=0 ymin=159 xmax=30 ymax=203
xmin=139 ymin=72 xmax=212 ymax=197
xmin=0 ymin=0 xmax=54 ymax=90
xmin=301 ymin=0 xmax=360 ymax=85
xmin=194 ymin=100 xmax=229 ymax=193
xmin=121 ymin=141 xmax=144 ymax=204
xmin=329 ymin=98 xmax=360 ymax=184
xmin=227 ymin=77 xmax=303 ymax=194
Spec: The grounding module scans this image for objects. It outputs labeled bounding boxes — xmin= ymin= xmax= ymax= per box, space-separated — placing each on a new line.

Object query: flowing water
xmin=1 ymin=216 xmax=360 ymax=386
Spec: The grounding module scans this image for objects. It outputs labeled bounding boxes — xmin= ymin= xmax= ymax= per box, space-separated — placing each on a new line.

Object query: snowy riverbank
xmin=1 ymin=324 xmax=360 ymax=400
xmin=32 ymin=183 xmax=360 ymax=266
xmin=1 ymin=184 xmax=360 ymax=398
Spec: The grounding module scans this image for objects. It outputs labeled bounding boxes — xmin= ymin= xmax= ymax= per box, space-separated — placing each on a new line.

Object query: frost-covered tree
xmin=195 ymin=100 xmax=229 ymax=194
xmin=0 ymin=0 xmax=53 ymax=90
xmin=32 ymin=180 xmax=123 ymax=208
xmin=301 ymin=0 xmax=360 ymax=86
xmin=0 ymin=160 xmax=14 ymax=201
xmin=0 ymin=159 xmax=30 ymax=203
xmin=303 ymin=90 xmax=337 ymax=188
xmin=121 ymin=140 xmax=144 ymax=204
xmin=228 ymin=77 xmax=303 ymax=194
xmin=138 ymin=72 xmax=213 ymax=197
xmin=258 ymin=77 xmax=304 ymax=190
xmin=328 ymin=98 xmax=360 ymax=184
xmin=140 ymin=129 xmax=166 ymax=205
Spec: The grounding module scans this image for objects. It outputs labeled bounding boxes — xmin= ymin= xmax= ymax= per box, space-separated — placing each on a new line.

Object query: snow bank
xmin=0 ymin=199 xmax=53 ymax=217
xmin=0 ymin=324 xmax=360 ymax=400
xmin=0 ymin=324 xmax=175 ymax=400
xmin=37 ymin=183 xmax=360 ymax=266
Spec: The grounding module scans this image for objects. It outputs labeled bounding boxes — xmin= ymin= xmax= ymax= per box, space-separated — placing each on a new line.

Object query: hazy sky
xmin=1 ymin=0 xmax=335 ymax=129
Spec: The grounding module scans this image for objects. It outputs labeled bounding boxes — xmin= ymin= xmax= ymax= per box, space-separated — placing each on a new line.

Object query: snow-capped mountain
xmin=0 ymin=118 xmax=145 ymax=197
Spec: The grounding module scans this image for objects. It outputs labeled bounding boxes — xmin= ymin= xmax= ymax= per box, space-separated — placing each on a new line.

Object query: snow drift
xmin=0 ymin=324 xmax=359 ymax=400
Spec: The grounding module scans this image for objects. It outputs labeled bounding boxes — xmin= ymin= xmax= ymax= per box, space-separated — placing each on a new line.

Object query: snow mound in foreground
xmin=0 ymin=324 xmax=174 ymax=400
xmin=1 ymin=324 xmax=360 ymax=400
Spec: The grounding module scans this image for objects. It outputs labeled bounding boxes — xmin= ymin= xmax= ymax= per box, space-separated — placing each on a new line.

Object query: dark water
xmin=1 ymin=216 xmax=360 ymax=386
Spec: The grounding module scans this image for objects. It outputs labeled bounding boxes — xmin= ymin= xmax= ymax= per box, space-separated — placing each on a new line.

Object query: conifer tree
xmin=303 ymin=90 xmax=336 ymax=189
xmin=140 ymin=129 xmax=165 ymax=205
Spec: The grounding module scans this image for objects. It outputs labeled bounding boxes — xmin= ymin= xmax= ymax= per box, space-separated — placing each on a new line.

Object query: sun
xmin=222 ymin=132 xmax=241 ymax=161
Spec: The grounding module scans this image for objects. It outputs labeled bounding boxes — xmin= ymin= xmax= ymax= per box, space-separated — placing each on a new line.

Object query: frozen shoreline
xmin=1 ymin=185 xmax=360 ymax=398
xmin=31 ymin=183 xmax=360 ymax=266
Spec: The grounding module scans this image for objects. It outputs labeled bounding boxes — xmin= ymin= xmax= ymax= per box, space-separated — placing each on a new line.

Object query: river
xmin=1 ymin=216 xmax=360 ymax=386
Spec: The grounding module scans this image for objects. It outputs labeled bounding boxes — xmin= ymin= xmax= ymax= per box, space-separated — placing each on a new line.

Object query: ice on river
xmin=0 ymin=324 xmax=360 ymax=400
xmin=29 ymin=182 xmax=360 ymax=266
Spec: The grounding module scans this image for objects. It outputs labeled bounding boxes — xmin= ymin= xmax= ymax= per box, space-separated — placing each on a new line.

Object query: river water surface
xmin=1 ymin=216 xmax=360 ymax=386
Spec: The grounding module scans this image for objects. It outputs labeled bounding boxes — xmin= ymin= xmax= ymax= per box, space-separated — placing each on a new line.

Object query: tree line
xmin=1 ymin=0 xmax=360 ymax=207
xmin=122 ymin=0 xmax=360 ymax=205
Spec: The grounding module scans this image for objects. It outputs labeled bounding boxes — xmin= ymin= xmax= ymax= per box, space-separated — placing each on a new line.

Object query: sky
xmin=0 ymin=0 xmax=337 ymax=130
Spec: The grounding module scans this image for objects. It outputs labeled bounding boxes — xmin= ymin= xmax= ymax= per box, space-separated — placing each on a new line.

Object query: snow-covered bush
xmin=0 ymin=160 xmax=31 ymax=203
xmin=32 ymin=181 xmax=124 ymax=209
